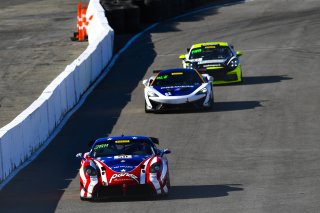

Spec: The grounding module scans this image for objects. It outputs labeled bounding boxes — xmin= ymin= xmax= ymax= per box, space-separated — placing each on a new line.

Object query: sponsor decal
xmin=191 ymin=49 xmax=202 ymax=54
xmin=94 ymin=144 xmax=108 ymax=150
xmin=203 ymin=64 xmax=221 ymax=67
xmin=205 ymin=45 xmax=216 ymax=49
xmin=115 ymin=140 xmax=130 ymax=144
xmin=114 ymin=155 xmax=132 ymax=159
xmin=199 ymin=59 xmax=225 ymax=64
xmin=113 ymin=165 xmax=134 ymax=169
xmin=171 ymin=72 xmax=183 ymax=75
xmin=165 ymin=92 xmax=172 ymax=96
xmin=160 ymin=85 xmax=194 ymax=89
xmin=109 ymin=173 xmax=139 ymax=183
xmin=156 ymin=75 xmax=168 ymax=80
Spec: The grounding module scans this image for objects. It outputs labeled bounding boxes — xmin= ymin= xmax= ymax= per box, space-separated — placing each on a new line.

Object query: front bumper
xmin=95 ymin=183 xmax=156 ymax=198
xmin=207 ymin=66 xmax=242 ymax=85
xmin=81 ymin=182 xmax=158 ymax=199
xmin=146 ymin=91 xmax=211 ymax=111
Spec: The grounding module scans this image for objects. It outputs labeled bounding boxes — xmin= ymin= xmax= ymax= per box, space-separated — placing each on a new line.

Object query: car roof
xmin=191 ymin=42 xmax=229 ymax=49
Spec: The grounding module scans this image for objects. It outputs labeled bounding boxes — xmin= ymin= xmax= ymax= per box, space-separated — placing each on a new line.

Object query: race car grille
xmin=205 ymin=68 xmax=228 ymax=81
xmin=96 ymin=184 xmax=155 ymax=198
xmin=96 ymin=186 xmax=123 ymax=197
xmin=199 ymin=68 xmax=238 ymax=81
xmin=126 ymin=184 xmax=155 ymax=196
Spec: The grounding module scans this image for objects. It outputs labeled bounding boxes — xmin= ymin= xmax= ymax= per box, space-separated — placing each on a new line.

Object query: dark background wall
xmin=100 ymin=0 xmax=219 ymax=33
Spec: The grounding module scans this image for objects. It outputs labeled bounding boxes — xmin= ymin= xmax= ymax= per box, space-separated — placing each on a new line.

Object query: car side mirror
xmin=236 ymin=51 xmax=242 ymax=57
xmin=187 ymin=48 xmax=190 ymax=52
xmin=150 ymin=137 xmax=159 ymax=144
xmin=179 ymin=54 xmax=186 ymax=60
xmin=160 ymin=149 xmax=171 ymax=157
xmin=163 ymin=149 xmax=171 ymax=154
xmin=207 ymin=76 xmax=214 ymax=82
xmin=142 ymin=79 xmax=148 ymax=86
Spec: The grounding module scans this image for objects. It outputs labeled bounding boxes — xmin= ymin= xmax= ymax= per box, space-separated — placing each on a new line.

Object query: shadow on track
xmin=216 ymin=75 xmax=293 ymax=87
xmin=213 ymin=100 xmax=263 ymax=112
xmin=150 ymin=100 xmax=263 ymax=114
xmin=241 ymin=75 xmax=292 ymax=85
xmin=168 ymin=184 xmax=243 ymax=200
xmin=88 ymin=184 xmax=243 ymax=203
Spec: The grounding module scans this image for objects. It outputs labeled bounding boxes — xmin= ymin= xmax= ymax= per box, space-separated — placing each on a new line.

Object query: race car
xmin=76 ymin=135 xmax=171 ymax=200
xmin=142 ymin=68 xmax=214 ymax=112
xmin=179 ymin=42 xmax=243 ymax=84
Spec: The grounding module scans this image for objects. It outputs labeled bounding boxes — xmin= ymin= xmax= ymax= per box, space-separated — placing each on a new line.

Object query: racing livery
xmin=179 ymin=42 xmax=243 ymax=84
xmin=142 ymin=68 xmax=214 ymax=112
xmin=76 ymin=136 xmax=171 ymax=200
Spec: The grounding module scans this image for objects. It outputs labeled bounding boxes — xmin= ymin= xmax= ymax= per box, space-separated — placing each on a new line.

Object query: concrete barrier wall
xmin=0 ymin=0 xmax=114 ymax=184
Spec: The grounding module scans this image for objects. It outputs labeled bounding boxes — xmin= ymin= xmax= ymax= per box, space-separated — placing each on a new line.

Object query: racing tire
xmin=80 ymin=196 xmax=91 ymax=201
xmin=160 ymin=191 xmax=170 ymax=199
xmin=204 ymin=93 xmax=214 ymax=111
xmin=208 ymin=94 xmax=214 ymax=109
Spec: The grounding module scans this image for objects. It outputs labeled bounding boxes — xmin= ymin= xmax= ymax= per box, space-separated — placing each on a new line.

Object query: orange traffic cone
xmin=71 ymin=3 xmax=82 ymax=41
xmin=80 ymin=5 xmax=88 ymax=41
xmin=77 ymin=3 xmax=82 ymax=40
xmin=71 ymin=2 xmax=90 ymax=42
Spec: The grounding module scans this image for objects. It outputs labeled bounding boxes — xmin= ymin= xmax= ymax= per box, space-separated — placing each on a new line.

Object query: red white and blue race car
xmin=76 ymin=135 xmax=171 ymax=200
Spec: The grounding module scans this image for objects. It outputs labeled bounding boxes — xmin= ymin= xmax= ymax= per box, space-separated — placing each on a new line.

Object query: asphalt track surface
xmin=1 ymin=0 xmax=320 ymax=212
xmin=0 ymin=0 xmax=87 ymax=127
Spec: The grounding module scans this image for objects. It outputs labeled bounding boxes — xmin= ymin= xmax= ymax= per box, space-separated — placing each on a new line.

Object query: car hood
xmin=153 ymin=84 xmax=201 ymax=96
xmin=96 ymin=155 xmax=150 ymax=172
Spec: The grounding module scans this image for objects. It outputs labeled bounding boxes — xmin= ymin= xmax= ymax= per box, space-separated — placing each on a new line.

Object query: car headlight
xmin=84 ymin=166 xmax=98 ymax=176
xmin=147 ymin=90 xmax=158 ymax=97
xmin=150 ymin=162 xmax=162 ymax=173
xmin=228 ymin=58 xmax=239 ymax=70
xmin=196 ymin=87 xmax=207 ymax=95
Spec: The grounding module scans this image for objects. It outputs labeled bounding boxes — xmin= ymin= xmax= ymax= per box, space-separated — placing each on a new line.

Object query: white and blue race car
xmin=142 ymin=68 xmax=214 ymax=113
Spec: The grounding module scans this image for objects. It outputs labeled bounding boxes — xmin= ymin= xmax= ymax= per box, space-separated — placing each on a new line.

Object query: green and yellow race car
xmin=179 ymin=42 xmax=243 ymax=85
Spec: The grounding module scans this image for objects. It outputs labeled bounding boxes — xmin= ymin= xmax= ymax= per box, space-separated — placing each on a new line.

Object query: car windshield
xmin=152 ymin=70 xmax=203 ymax=87
xmin=189 ymin=46 xmax=233 ymax=60
xmin=91 ymin=139 xmax=154 ymax=157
